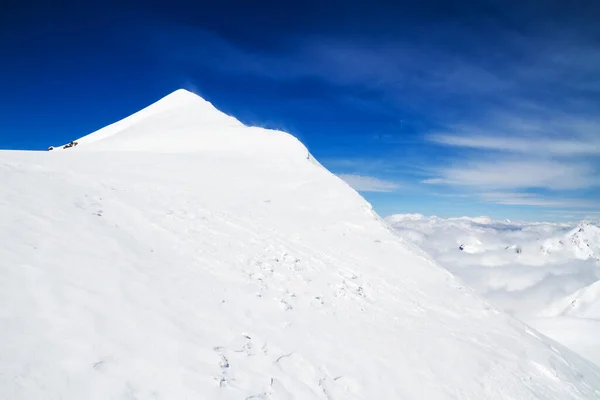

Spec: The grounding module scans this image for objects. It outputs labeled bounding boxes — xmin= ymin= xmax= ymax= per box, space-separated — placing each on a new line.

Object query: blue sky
xmin=1 ymin=1 xmax=599 ymax=221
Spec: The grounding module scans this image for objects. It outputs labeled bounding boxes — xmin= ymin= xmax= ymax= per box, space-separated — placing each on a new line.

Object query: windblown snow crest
xmin=55 ymin=89 xmax=315 ymax=162
xmin=2 ymin=90 xmax=600 ymax=399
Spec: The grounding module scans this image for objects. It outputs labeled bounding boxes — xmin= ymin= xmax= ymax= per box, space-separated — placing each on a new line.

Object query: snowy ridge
xmin=528 ymin=317 xmax=600 ymax=372
xmin=2 ymin=90 xmax=600 ymax=398
xmin=540 ymin=280 xmax=600 ymax=319
xmin=73 ymin=89 xmax=241 ymax=146
xmin=542 ymin=222 xmax=600 ymax=261
xmin=55 ymin=89 xmax=313 ymax=162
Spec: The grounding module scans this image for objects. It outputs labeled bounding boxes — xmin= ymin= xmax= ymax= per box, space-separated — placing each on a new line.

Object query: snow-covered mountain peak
xmin=55 ymin=89 xmax=310 ymax=160
xmin=138 ymin=88 xmax=238 ymax=120
xmin=160 ymin=88 xmax=208 ymax=104
xmin=569 ymin=222 xmax=600 ymax=259
xmin=4 ymin=94 xmax=600 ymax=398
xmin=541 ymin=221 xmax=600 ymax=260
xmin=572 ymin=221 xmax=600 ymax=236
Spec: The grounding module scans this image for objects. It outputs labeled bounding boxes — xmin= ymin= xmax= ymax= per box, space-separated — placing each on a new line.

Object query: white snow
xmin=541 ymin=222 xmax=600 ymax=261
xmin=528 ymin=317 xmax=600 ymax=370
xmin=540 ymin=280 xmax=600 ymax=319
xmin=386 ymin=214 xmax=600 ymax=366
xmin=2 ymin=89 xmax=600 ymax=399
xmin=55 ymin=89 xmax=312 ymax=160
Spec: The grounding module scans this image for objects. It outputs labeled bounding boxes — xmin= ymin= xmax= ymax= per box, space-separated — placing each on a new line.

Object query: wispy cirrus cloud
xmin=145 ymin=14 xmax=600 ymax=216
xmin=423 ymin=105 xmax=600 ymax=208
xmin=153 ymin=25 xmax=600 ymax=110
xmin=423 ymin=158 xmax=600 ymax=191
xmin=337 ymin=174 xmax=401 ymax=192
xmin=427 ymin=111 xmax=600 ymax=155
xmin=479 ymin=192 xmax=599 ymax=209
xmin=428 ymin=131 xmax=600 ymax=156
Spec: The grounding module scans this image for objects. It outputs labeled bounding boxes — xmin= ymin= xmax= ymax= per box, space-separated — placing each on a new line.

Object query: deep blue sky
xmin=1 ymin=1 xmax=600 ymax=220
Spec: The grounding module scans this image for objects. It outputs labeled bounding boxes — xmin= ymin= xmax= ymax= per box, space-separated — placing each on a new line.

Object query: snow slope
xmin=2 ymin=90 xmax=600 ymax=399
xmin=541 ymin=279 xmax=600 ymax=319
xmin=528 ymin=317 xmax=600 ymax=373
xmin=533 ymin=279 xmax=600 ymax=366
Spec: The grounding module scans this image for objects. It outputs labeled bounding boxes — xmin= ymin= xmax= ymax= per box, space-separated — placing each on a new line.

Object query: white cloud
xmin=323 ymin=158 xmax=393 ymax=173
xmin=422 ymin=159 xmax=599 ymax=190
xmin=337 ymin=174 xmax=401 ymax=192
xmin=545 ymin=210 xmax=600 ymax=215
xmin=427 ymin=113 xmax=600 ymax=157
xmin=479 ymin=192 xmax=599 ymax=208
xmin=386 ymin=215 xmax=600 ymax=318
xmin=428 ymin=132 xmax=600 ymax=156
xmin=386 ymin=215 xmax=600 ymax=364
xmin=424 ymin=113 xmax=600 ymax=205
xmin=152 ymin=26 xmax=600 ymax=208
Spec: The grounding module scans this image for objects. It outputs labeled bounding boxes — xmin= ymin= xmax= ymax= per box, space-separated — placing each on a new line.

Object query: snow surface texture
xmin=386 ymin=214 xmax=600 ymax=367
xmin=2 ymin=90 xmax=600 ymax=399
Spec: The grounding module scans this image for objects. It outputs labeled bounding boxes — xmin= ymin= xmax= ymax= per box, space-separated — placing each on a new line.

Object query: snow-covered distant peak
xmin=54 ymin=89 xmax=311 ymax=161
xmin=542 ymin=221 xmax=600 ymax=260
xmin=571 ymin=221 xmax=600 ymax=238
